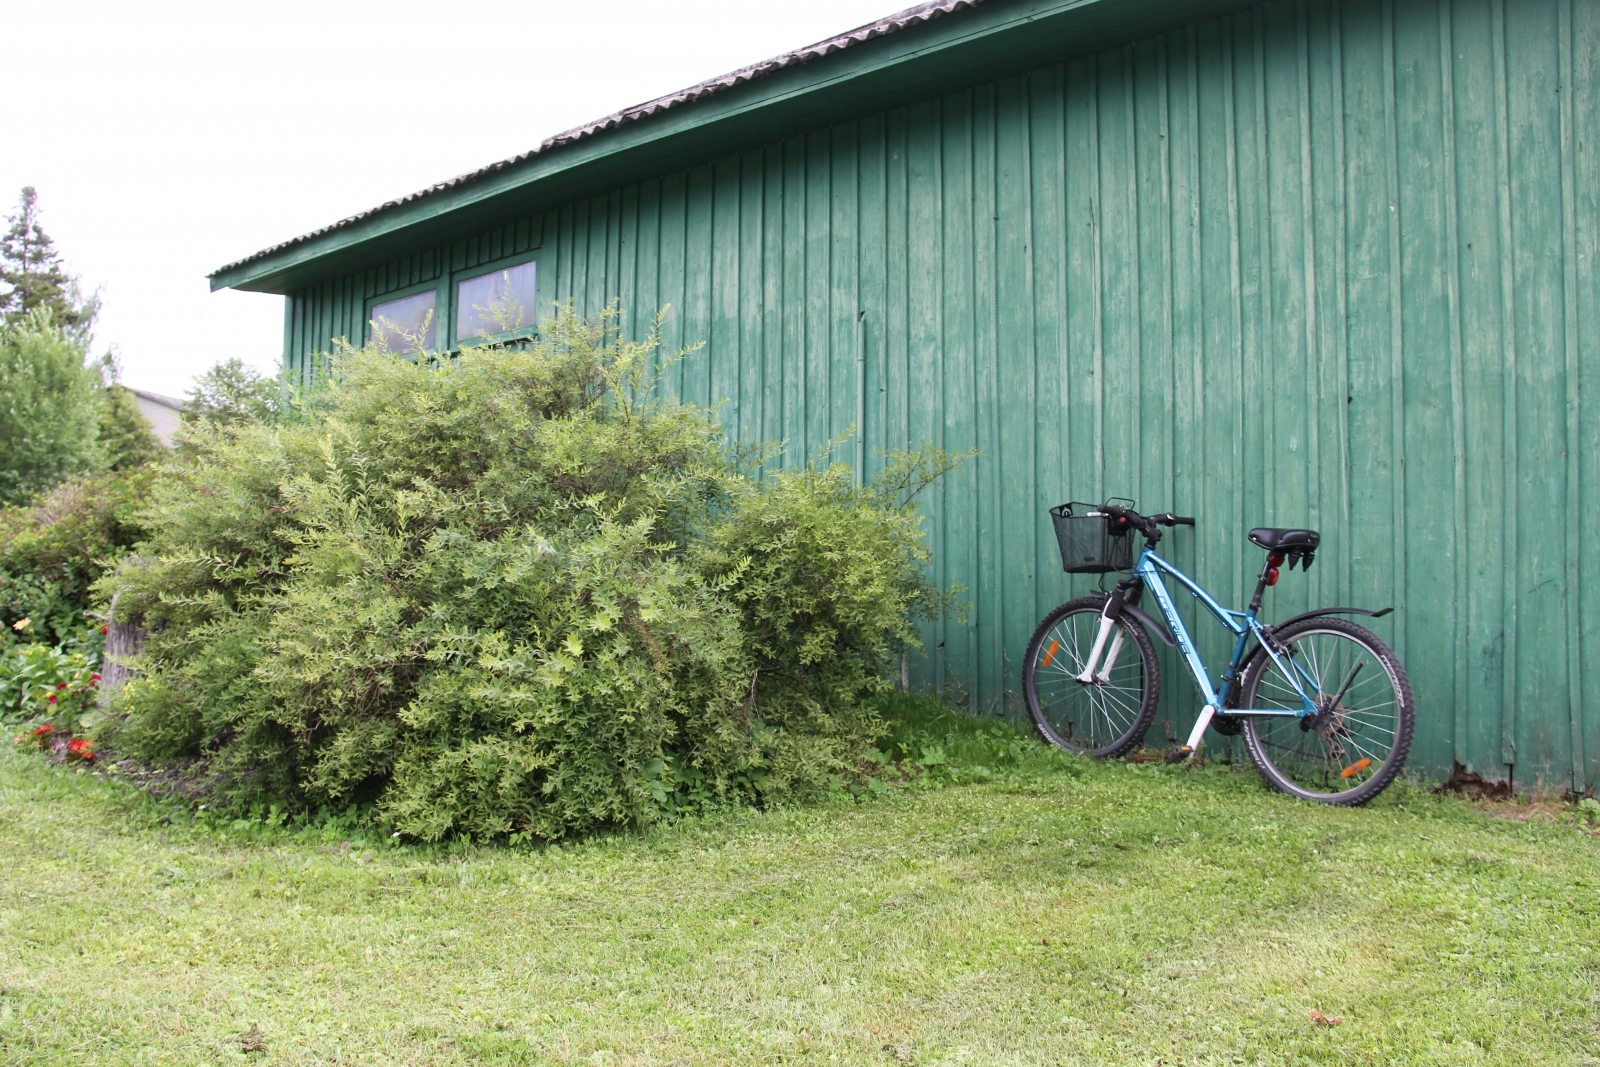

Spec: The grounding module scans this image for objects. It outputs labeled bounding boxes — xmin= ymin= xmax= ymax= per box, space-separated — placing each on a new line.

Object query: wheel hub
xmin=1300 ymin=694 xmax=1352 ymax=761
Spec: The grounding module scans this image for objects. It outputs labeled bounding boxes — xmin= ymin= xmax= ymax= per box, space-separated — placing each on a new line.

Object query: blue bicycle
xmin=1023 ymin=501 xmax=1414 ymax=805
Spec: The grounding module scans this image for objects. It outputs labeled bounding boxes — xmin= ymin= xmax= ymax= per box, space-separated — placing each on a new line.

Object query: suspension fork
xmin=1075 ymin=580 xmax=1143 ymax=684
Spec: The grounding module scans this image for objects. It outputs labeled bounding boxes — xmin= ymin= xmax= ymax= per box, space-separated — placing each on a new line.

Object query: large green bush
xmin=99 ymin=307 xmax=958 ymax=841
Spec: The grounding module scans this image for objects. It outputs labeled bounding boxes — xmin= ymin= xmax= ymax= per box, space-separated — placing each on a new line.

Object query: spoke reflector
xmin=1340 ymin=758 xmax=1372 ymax=779
xmin=1041 ymin=640 xmax=1060 ymax=668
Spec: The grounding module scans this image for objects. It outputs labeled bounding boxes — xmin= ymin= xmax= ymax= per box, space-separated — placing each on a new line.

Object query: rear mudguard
xmin=1273 ymin=605 xmax=1394 ymax=630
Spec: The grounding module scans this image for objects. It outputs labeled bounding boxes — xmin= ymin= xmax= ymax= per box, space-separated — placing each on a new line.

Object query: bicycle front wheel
xmin=1239 ymin=617 xmax=1414 ymax=805
xmin=1023 ymin=596 xmax=1159 ymax=758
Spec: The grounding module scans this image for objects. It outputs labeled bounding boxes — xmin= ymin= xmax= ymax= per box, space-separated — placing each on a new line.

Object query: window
xmin=369 ymin=289 xmax=437 ymax=355
xmin=455 ymin=259 xmax=536 ymax=344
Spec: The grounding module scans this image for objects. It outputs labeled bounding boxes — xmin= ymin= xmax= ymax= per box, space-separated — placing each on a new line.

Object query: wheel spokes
xmin=1031 ymin=610 xmax=1148 ymax=752
xmin=1248 ymin=630 xmax=1402 ymax=796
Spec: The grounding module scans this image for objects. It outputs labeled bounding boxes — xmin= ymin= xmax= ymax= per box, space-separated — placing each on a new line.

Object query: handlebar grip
xmin=1153 ymin=513 xmax=1196 ymax=527
xmin=1096 ymin=503 xmax=1151 ymax=538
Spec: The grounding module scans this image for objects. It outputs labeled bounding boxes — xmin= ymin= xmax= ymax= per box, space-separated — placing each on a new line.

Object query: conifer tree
xmin=0 ymin=187 xmax=99 ymax=339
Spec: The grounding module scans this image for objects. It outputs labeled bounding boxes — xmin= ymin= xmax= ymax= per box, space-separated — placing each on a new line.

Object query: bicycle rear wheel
xmin=1023 ymin=596 xmax=1159 ymax=758
xmin=1239 ymin=617 xmax=1414 ymax=805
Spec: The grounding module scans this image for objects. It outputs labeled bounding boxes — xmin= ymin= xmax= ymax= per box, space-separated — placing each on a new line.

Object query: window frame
xmin=450 ymin=251 xmax=540 ymax=349
xmin=365 ymin=278 xmax=448 ymax=357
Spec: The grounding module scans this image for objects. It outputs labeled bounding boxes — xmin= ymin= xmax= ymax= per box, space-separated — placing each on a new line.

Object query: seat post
xmin=1247 ymin=552 xmax=1284 ymax=614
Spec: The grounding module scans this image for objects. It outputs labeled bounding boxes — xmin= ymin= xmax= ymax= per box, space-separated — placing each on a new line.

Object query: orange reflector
xmin=1041 ymin=640 xmax=1060 ymax=668
xmin=1340 ymin=758 xmax=1372 ymax=779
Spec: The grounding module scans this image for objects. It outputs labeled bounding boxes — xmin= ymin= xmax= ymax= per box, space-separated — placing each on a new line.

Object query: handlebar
xmin=1098 ymin=504 xmax=1195 ymax=540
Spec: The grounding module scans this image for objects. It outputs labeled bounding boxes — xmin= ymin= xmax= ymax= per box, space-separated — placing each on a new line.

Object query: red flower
xmin=100 ymin=624 xmax=108 ymax=635
xmin=46 ymin=694 xmax=57 ymax=703
xmin=19 ymin=724 xmax=55 ymax=751
xmin=55 ymin=682 xmax=67 ymax=689
xmin=65 ymin=737 xmax=96 ymax=763
xmin=90 ymin=673 xmax=102 ymax=681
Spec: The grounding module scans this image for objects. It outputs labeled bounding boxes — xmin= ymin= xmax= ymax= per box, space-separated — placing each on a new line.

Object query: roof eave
xmin=212 ymin=0 xmax=1257 ymax=295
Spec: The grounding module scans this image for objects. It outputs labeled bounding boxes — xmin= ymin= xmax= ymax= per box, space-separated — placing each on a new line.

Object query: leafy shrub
xmin=98 ymin=306 xmax=959 ymax=841
xmin=1577 ymin=796 xmax=1600 ymax=826
xmin=0 ymin=466 xmax=153 ymax=648
xmin=689 ymin=452 xmax=958 ymax=795
xmin=0 ymin=641 xmax=99 ymax=726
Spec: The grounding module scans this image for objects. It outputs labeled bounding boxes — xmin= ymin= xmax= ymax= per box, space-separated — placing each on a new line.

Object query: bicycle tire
xmin=1239 ymin=617 xmax=1414 ymax=805
xmin=1023 ymin=596 xmax=1159 ymax=758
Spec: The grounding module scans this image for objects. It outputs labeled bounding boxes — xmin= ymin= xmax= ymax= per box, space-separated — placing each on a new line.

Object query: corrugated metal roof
xmin=210 ymin=0 xmax=983 ymax=280
xmin=124 ymin=386 xmax=185 ymax=410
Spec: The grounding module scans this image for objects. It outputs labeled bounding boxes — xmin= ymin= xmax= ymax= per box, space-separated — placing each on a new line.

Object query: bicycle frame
xmin=1077 ymin=545 xmax=1321 ymax=754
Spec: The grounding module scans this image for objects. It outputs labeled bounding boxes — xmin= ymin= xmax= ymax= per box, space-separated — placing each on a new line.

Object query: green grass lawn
xmin=2 ymin=706 xmax=1598 ymax=1066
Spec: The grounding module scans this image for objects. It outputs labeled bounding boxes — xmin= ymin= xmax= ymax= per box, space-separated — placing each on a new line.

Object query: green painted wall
xmin=284 ymin=0 xmax=1600 ymax=790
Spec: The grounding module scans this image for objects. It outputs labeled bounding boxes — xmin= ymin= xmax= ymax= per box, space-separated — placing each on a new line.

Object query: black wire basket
xmin=1049 ymin=502 xmax=1135 ymax=574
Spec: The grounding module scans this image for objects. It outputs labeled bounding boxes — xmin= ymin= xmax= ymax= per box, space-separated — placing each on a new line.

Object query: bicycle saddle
xmin=1248 ymin=527 xmax=1320 ymax=551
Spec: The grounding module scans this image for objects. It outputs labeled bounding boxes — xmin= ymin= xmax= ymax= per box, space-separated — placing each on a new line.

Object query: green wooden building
xmin=211 ymin=0 xmax=1600 ymax=792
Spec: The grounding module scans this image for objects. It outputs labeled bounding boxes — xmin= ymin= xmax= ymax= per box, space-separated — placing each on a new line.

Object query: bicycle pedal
xmin=1164 ymin=745 xmax=1194 ymax=765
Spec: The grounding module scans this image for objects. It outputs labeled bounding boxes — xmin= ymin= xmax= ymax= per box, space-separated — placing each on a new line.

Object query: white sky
xmin=4 ymin=0 xmax=897 ymax=399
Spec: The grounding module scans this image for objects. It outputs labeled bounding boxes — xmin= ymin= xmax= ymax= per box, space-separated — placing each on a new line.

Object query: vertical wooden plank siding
xmin=1576 ymin=0 xmax=1600 ymax=782
xmin=280 ymin=0 xmax=1600 ymax=789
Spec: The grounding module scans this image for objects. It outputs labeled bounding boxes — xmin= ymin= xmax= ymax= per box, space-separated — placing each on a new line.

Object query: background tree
xmin=96 ymin=384 xmax=164 ymax=471
xmin=184 ymin=357 xmax=280 ymax=426
xmin=0 ymin=188 xmax=162 ymax=502
xmin=0 ymin=311 xmax=106 ymax=506
xmin=0 ymin=188 xmax=99 ymax=340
